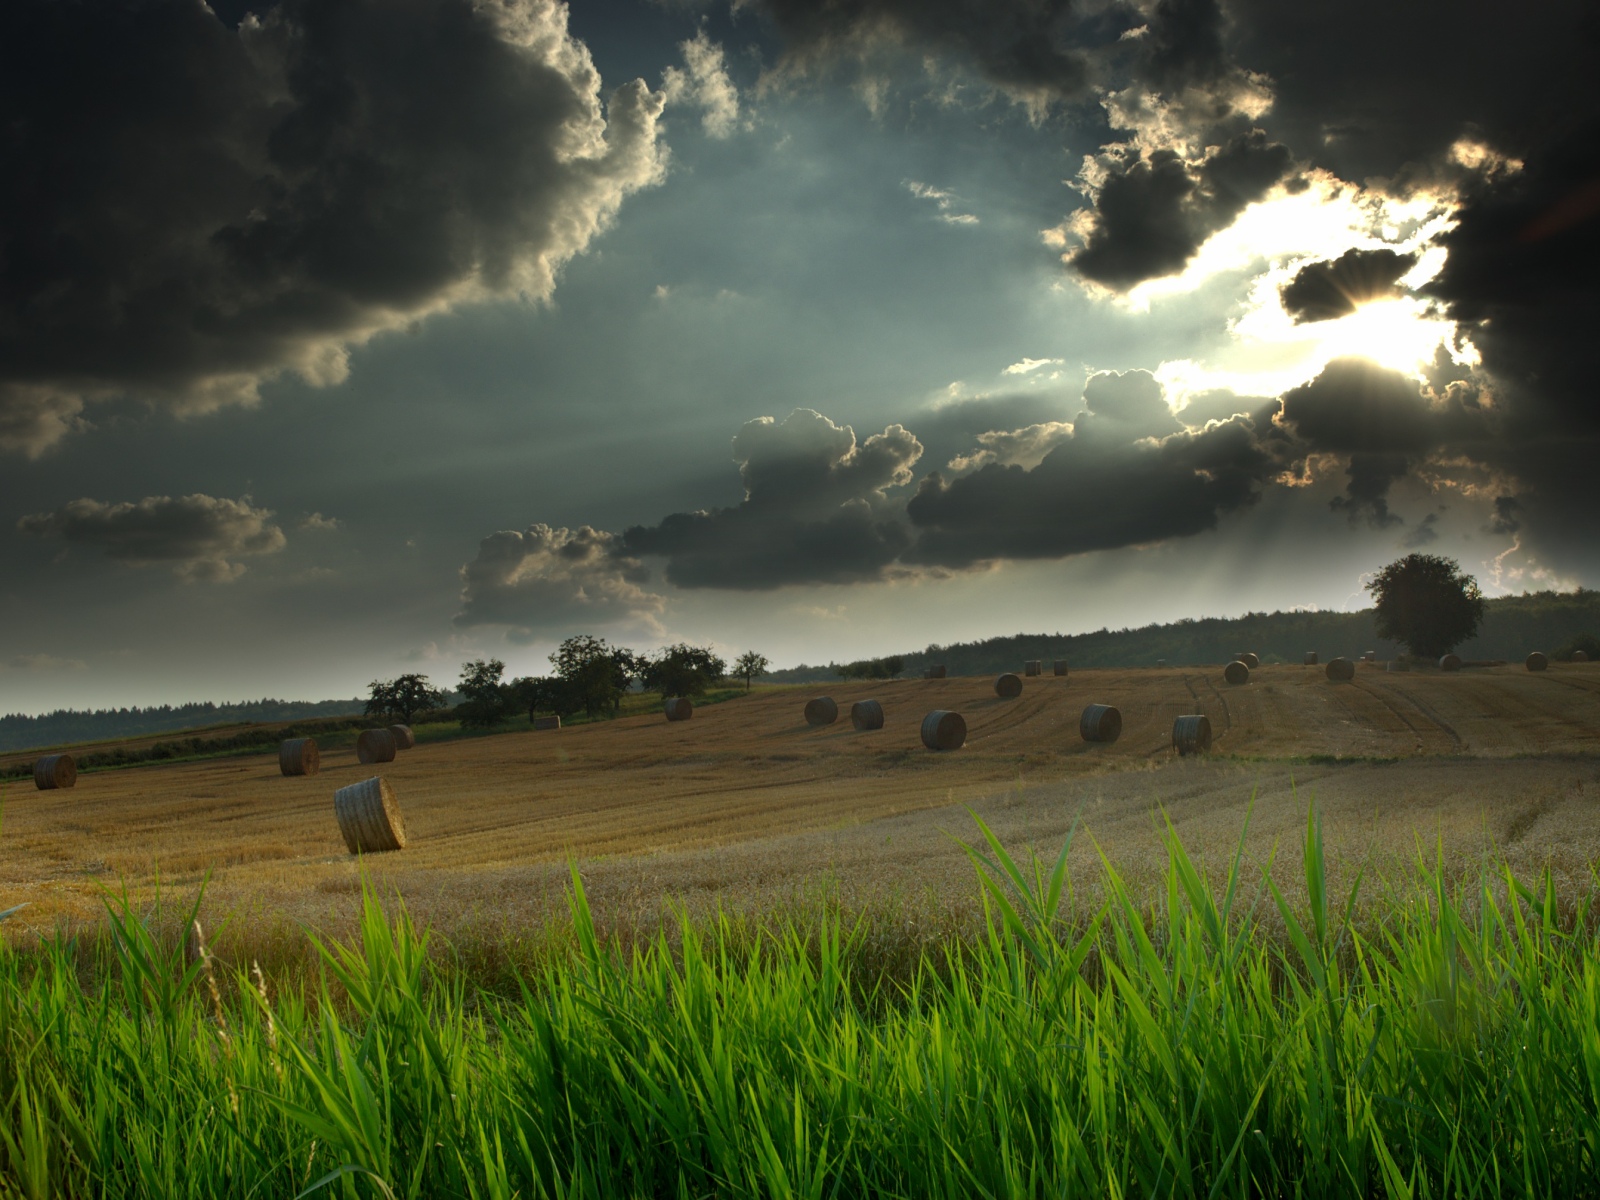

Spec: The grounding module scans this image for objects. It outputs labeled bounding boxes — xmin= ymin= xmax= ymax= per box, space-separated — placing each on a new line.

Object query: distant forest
xmin=0 ymin=697 xmax=365 ymax=754
xmin=767 ymin=590 xmax=1600 ymax=683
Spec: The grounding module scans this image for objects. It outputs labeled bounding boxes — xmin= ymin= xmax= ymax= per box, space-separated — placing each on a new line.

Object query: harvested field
xmin=3 ymin=663 xmax=1598 ymax=940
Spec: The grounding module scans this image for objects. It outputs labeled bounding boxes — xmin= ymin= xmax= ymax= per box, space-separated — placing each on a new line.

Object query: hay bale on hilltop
xmin=1172 ymin=714 xmax=1212 ymax=756
xmin=1439 ymin=654 xmax=1462 ymax=672
xmin=356 ymin=729 xmax=397 ymax=765
xmin=850 ymin=699 xmax=884 ymax=731
xmin=995 ymin=673 xmax=1023 ymax=698
xmin=1223 ymin=660 xmax=1250 ymax=686
xmin=33 ymin=754 xmax=76 ymax=791
xmin=279 ymin=738 xmax=319 ymax=777
xmin=1053 ymin=660 xmax=1069 ymax=676
xmin=920 ymin=710 xmax=966 ymax=750
xmin=927 ymin=665 xmax=947 ymax=679
xmin=1024 ymin=661 xmax=1041 ymax=677
xmin=533 ymin=715 xmax=561 ymax=731
xmin=804 ymin=696 xmax=840 ymax=726
xmin=388 ymin=725 xmax=415 ymax=750
xmin=664 ymin=697 xmax=693 ymax=722
xmin=1080 ymin=704 xmax=1122 ymax=744
xmin=1236 ymin=652 xmax=1260 ymax=670
xmin=1362 ymin=651 xmax=1377 ymax=663
xmin=1156 ymin=659 xmax=1166 ymax=668
xmin=1575 ymin=650 xmax=1591 ymax=662
xmin=333 ymin=776 xmax=406 ymax=854
xmin=1326 ymin=657 xmax=1355 ymax=682
xmin=1305 ymin=651 xmax=1318 ymax=666
xmin=1526 ymin=651 xmax=1549 ymax=672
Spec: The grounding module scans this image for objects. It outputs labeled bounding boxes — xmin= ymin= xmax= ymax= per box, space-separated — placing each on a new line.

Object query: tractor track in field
xmin=1350 ymin=678 xmax=1461 ymax=749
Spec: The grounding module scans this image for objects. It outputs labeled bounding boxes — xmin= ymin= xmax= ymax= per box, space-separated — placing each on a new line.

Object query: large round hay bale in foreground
xmin=920 ymin=709 xmax=966 ymax=751
xmin=1053 ymin=660 xmax=1069 ymax=677
xmin=664 ymin=697 xmax=693 ymax=722
xmin=1575 ymin=650 xmax=1591 ymax=662
xmin=333 ymin=776 xmax=406 ymax=855
xmin=1024 ymin=660 xmax=1041 ymax=677
xmin=388 ymin=724 xmax=415 ymax=750
xmin=804 ymin=696 xmax=839 ymax=726
xmin=1526 ymin=651 xmax=1549 ymax=672
xmin=356 ymin=729 xmax=397 ymax=765
xmin=1223 ymin=660 xmax=1250 ymax=686
xmin=279 ymin=738 xmax=319 ymax=777
xmin=33 ymin=754 xmax=76 ymax=790
xmin=1439 ymin=654 xmax=1462 ymax=672
xmin=1237 ymin=652 xmax=1260 ymax=670
xmin=1080 ymin=704 xmax=1122 ymax=744
xmin=850 ymin=699 xmax=885 ymax=731
xmin=1325 ymin=657 xmax=1355 ymax=682
xmin=994 ymin=672 xmax=1023 ymax=698
xmin=1172 ymin=714 xmax=1212 ymax=755
xmin=1304 ymin=651 xmax=1318 ymax=666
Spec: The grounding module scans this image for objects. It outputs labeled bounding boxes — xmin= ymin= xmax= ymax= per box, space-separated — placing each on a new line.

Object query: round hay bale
xmin=1439 ymin=653 xmax=1462 ymax=672
xmin=994 ymin=673 xmax=1023 ymax=698
xmin=1237 ymin=652 xmax=1260 ymax=670
xmin=356 ymin=729 xmax=397 ymax=765
xmin=1325 ymin=657 xmax=1355 ymax=682
xmin=279 ymin=738 xmax=320 ymax=777
xmin=1172 ymin=714 xmax=1212 ymax=756
xmin=664 ymin=697 xmax=693 ymax=721
xmin=1053 ymin=660 xmax=1069 ymax=677
xmin=1575 ymin=650 xmax=1590 ymax=663
xmin=850 ymin=699 xmax=884 ymax=731
xmin=33 ymin=754 xmax=76 ymax=791
xmin=1023 ymin=660 xmax=1041 ymax=677
xmin=1362 ymin=651 xmax=1377 ymax=663
xmin=1526 ymin=651 xmax=1549 ymax=672
xmin=532 ymin=715 xmax=561 ymax=731
xmin=1156 ymin=659 xmax=1166 ymax=668
xmin=920 ymin=709 xmax=966 ymax=750
xmin=333 ymin=776 xmax=406 ymax=855
xmin=928 ymin=665 xmax=947 ymax=679
xmin=388 ymin=724 xmax=415 ymax=750
xmin=1080 ymin=704 xmax=1122 ymax=744
xmin=804 ymin=696 xmax=839 ymax=726
xmin=1304 ymin=651 xmax=1318 ymax=666
xmin=1223 ymin=660 xmax=1250 ymax=686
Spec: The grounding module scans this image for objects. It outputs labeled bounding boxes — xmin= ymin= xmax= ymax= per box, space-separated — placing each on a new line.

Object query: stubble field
xmin=4 ymin=661 xmax=1599 ymax=944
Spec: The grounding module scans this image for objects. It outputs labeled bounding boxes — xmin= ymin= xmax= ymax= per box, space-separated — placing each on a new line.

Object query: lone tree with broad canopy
xmin=551 ymin=634 xmax=641 ymax=717
xmin=365 ymin=673 xmax=447 ymax=724
xmin=643 ymin=643 xmax=726 ymax=698
xmin=733 ymin=651 xmax=769 ymax=692
xmin=1366 ymin=553 xmax=1487 ymax=659
xmin=456 ymin=658 xmax=512 ymax=728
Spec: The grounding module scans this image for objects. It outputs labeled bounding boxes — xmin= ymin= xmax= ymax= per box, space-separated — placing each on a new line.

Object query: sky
xmin=2 ymin=0 xmax=1597 ymax=713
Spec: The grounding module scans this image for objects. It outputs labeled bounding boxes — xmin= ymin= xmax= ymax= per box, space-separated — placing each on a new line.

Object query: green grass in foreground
xmin=4 ymin=803 xmax=1600 ymax=1198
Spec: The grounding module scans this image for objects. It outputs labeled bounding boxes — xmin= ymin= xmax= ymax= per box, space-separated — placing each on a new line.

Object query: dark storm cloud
xmin=621 ymin=409 xmax=922 ymax=589
xmin=904 ymin=386 xmax=1274 ymax=567
xmin=1277 ymin=359 xmax=1491 ymax=527
xmin=454 ymin=524 xmax=665 ymax=641
xmin=753 ymin=0 xmax=1102 ymax=107
xmin=17 ymin=494 xmax=286 ymax=582
xmin=1279 ymin=248 xmax=1418 ymax=323
xmin=1067 ymin=130 xmax=1293 ymax=288
xmin=0 ymin=0 xmax=666 ymax=455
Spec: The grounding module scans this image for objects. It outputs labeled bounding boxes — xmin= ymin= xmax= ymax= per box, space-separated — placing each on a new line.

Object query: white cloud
xmin=906 ymin=181 xmax=979 ymax=225
xmin=663 ymin=30 xmax=743 ymax=139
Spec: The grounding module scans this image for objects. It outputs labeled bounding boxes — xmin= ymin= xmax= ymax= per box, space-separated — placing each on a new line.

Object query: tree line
xmin=365 ymin=639 xmax=772 ymax=729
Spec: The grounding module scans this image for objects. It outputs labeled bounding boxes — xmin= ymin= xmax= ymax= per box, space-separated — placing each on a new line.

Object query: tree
xmin=456 ymin=658 xmax=512 ymax=728
xmin=733 ymin=651 xmax=770 ymax=692
xmin=1366 ymin=554 xmax=1488 ymax=658
xmin=550 ymin=634 xmax=640 ymax=717
xmin=365 ymin=673 xmax=446 ymax=724
xmin=642 ymin=643 xmax=727 ymax=698
xmin=835 ymin=654 xmax=905 ymax=681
